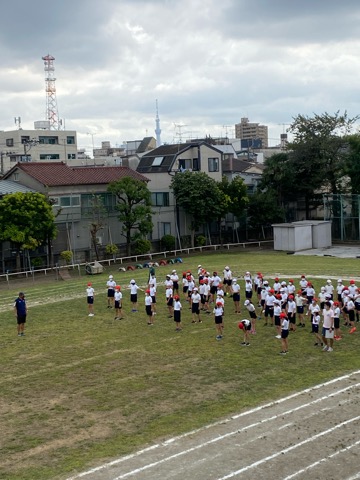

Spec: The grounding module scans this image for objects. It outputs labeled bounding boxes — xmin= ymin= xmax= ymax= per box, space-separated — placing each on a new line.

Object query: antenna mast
xmin=42 ymin=54 xmax=60 ymax=130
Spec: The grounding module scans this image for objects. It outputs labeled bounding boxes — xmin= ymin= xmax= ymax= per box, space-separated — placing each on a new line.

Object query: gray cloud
xmin=0 ymin=0 xmax=359 ymax=151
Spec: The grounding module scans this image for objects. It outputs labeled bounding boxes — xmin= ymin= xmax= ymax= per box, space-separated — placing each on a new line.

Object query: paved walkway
xmin=293 ymin=245 xmax=360 ymax=258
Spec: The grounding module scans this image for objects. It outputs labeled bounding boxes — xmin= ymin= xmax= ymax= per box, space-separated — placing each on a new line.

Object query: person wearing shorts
xmin=129 ymin=280 xmax=139 ymax=312
xmin=191 ymin=288 xmax=201 ymax=323
xmin=114 ymin=285 xmax=123 ymax=319
xmin=106 ymin=275 xmax=116 ymax=308
xmin=244 ymin=299 xmax=257 ymax=334
xmin=86 ymin=283 xmax=95 ymax=317
xmin=145 ymin=290 xmax=153 ymax=325
xmin=322 ymin=301 xmax=335 ymax=352
xmin=231 ymin=278 xmax=241 ymax=314
xmin=173 ymin=295 xmax=182 ymax=331
xmin=312 ymin=311 xmax=322 ymax=346
xmin=14 ymin=291 xmax=27 ymax=336
xmin=274 ymin=299 xmax=282 ymax=338
xmin=280 ymin=313 xmax=289 ymax=355
xmin=264 ymin=289 xmax=275 ymax=326
xmin=214 ymin=301 xmax=224 ymax=340
xmin=238 ymin=319 xmax=251 ymax=346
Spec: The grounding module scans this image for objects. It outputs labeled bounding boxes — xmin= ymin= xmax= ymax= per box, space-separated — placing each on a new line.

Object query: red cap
xmin=87 ymin=282 xmax=92 ymax=286
xmin=280 ymin=312 xmax=286 ymax=318
xmin=238 ymin=322 xmax=244 ymax=330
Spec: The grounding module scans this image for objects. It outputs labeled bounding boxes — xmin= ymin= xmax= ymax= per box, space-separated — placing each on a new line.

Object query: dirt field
xmin=66 ymin=370 xmax=360 ymax=480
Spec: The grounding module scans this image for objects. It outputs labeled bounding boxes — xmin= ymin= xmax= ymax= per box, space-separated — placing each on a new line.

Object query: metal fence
xmin=0 ymin=240 xmax=273 ymax=287
xmin=323 ymin=194 xmax=360 ymax=241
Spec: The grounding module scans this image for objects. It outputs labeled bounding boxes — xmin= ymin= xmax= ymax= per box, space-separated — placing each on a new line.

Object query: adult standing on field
xmin=14 ymin=292 xmax=27 ymax=336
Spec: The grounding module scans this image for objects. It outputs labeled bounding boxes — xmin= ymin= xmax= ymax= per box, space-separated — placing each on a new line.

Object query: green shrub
xmin=195 ymin=235 xmax=206 ymax=247
xmin=31 ymin=257 xmax=43 ymax=268
xmin=60 ymin=250 xmax=73 ymax=264
xmin=132 ymin=239 xmax=151 ymax=255
xmin=161 ymin=234 xmax=176 ymax=251
xmin=105 ymin=243 xmax=118 ymax=255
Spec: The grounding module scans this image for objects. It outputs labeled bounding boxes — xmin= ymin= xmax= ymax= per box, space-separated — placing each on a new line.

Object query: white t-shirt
xmin=322 ymin=307 xmax=334 ymax=328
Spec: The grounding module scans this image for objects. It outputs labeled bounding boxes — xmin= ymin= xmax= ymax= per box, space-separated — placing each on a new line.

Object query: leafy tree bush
xmin=105 ymin=243 xmax=118 ymax=256
xmin=132 ymin=239 xmax=151 ymax=255
xmin=60 ymin=250 xmax=73 ymax=264
xmin=108 ymin=177 xmax=153 ymax=256
xmin=161 ymin=234 xmax=175 ymax=251
xmin=195 ymin=235 xmax=206 ymax=246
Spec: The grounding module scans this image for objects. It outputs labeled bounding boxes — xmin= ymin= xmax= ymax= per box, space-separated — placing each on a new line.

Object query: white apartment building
xmin=0 ymin=123 xmax=78 ymax=174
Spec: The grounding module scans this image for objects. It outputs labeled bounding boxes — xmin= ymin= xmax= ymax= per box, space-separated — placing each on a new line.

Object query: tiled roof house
xmin=3 ymin=162 xmax=150 ymax=261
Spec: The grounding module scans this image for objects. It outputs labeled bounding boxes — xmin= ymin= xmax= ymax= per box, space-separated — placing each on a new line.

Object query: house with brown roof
xmin=3 ymin=162 xmax=149 ymax=263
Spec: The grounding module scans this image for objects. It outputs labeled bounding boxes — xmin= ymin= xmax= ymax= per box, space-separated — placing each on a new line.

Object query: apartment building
xmin=235 ymin=117 xmax=268 ymax=149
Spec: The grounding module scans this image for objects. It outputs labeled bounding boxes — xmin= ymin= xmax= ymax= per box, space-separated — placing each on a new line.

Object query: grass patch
xmin=0 ymin=250 xmax=359 ymax=480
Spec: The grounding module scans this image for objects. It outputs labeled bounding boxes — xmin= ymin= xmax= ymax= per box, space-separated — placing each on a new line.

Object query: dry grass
xmin=0 ymin=249 xmax=359 ymax=480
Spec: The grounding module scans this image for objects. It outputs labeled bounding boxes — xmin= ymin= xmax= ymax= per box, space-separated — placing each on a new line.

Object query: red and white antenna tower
xmin=42 ymin=54 xmax=60 ymax=130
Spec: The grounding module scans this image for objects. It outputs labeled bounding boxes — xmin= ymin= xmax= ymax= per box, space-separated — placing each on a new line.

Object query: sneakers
xmin=327 ymin=347 xmax=333 ymax=352
xmin=88 ymin=313 xmax=94 ymax=317
xmin=216 ymin=335 xmax=222 ymax=340
xmin=245 ymin=342 xmax=250 ymax=346
xmin=279 ymin=351 xmax=287 ymax=355
xmin=18 ymin=333 xmax=22 ymax=336
xmin=334 ymin=336 xmax=342 ymax=341
xmin=275 ymin=335 xmax=281 ymax=339
xmin=322 ymin=345 xmax=329 ymax=351
xmin=349 ymin=327 xmax=357 ymax=334
xmin=240 ymin=342 xmax=246 ymax=346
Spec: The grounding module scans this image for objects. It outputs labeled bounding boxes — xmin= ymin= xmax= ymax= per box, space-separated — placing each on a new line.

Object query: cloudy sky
xmin=1 ymin=0 xmax=359 ymax=154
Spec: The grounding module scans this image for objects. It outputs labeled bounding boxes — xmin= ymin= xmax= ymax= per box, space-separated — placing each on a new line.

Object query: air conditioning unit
xmin=96 ymin=236 xmax=103 ymax=245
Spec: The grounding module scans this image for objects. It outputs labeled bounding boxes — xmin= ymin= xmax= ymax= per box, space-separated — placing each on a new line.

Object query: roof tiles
xmin=5 ymin=162 xmax=149 ymax=186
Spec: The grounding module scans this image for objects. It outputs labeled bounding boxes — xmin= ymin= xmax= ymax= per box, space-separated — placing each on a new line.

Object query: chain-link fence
xmin=323 ymin=194 xmax=360 ymax=241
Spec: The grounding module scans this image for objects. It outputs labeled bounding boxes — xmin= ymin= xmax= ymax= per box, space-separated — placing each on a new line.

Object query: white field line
xmin=282 ymin=439 xmax=360 ymax=480
xmin=216 ymin=416 xmax=360 ymax=480
xmin=66 ymin=370 xmax=360 ymax=480
xmin=346 ymin=474 xmax=360 ymax=480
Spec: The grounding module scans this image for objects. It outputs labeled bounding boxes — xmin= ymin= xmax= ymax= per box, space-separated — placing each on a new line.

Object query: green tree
xmin=287 ymin=111 xmax=358 ymax=217
xmin=108 ymin=177 xmax=153 ymax=256
xmin=170 ymin=171 xmax=225 ymax=247
xmin=344 ymin=134 xmax=360 ymax=194
xmin=85 ymin=195 xmax=107 ymax=261
xmin=247 ymin=190 xmax=286 ymax=236
xmin=219 ymin=175 xmax=248 ymax=218
xmin=0 ymin=192 xmax=57 ymax=271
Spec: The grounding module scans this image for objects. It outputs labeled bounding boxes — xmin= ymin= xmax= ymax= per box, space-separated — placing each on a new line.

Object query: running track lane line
xmin=282 ymin=439 xmax=360 ymax=480
xmin=66 ymin=370 xmax=360 ymax=480
xmin=215 ymin=415 xmax=360 ymax=480
xmin=109 ymin=407 xmax=360 ymax=480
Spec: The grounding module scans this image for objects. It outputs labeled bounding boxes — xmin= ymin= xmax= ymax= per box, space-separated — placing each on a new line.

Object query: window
xmin=178 ymin=158 xmax=199 ymax=172
xmin=59 ymin=196 xmax=80 ymax=207
xmin=13 ymin=173 xmax=19 ymax=182
xmin=152 ymin=156 xmax=164 ymax=166
xmin=50 ymin=197 xmax=60 ymax=206
xmin=160 ymin=222 xmax=171 ymax=236
xmin=6 ymin=138 xmax=13 ymax=147
xmin=21 ymin=136 xmax=30 ymax=144
xmin=67 ymin=136 xmax=75 ymax=144
xmin=81 ymin=193 xmax=116 ymax=214
xmin=39 ymin=136 xmax=58 ymax=145
xmin=67 ymin=153 xmax=76 ymax=160
xmin=40 ymin=154 xmax=60 ymax=160
xmin=151 ymin=192 xmax=169 ymax=207
xmin=208 ymin=157 xmax=219 ymax=172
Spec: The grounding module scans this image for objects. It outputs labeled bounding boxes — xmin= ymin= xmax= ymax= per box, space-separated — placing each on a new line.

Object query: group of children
xmin=86 ymin=268 xmax=358 ymax=354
